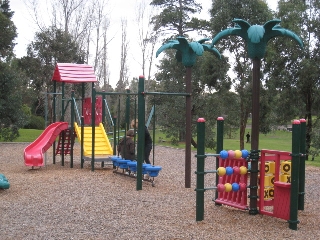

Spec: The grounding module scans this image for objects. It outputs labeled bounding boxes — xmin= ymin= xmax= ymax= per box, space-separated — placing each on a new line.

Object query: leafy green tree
xmin=0 ymin=0 xmax=28 ymax=141
xmin=150 ymin=0 xmax=209 ymax=36
xmin=0 ymin=62 xmax=28 ymax=140
xmin=209 ymin=0 xmax=275 ymax=149
xmin=154 ymin=49 xmax=227 ymax=149
xmin=18 ymin=26 xmax=85 ymax=122
xmin=265 ymin=0 xmax=318 ymax=159
xmin=0 ymin=0 xmax=16 ymax=61
xmin=309 ymin=117 xmax=320 ymax=161
xmin=150 ymin=0 xmax=220 ymax=151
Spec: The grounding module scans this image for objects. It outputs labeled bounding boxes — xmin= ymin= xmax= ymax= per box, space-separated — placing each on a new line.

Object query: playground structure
xmin=23 ymin=63 xmax=114 ymax=169
xmin=195 ymin=117 xmax=306 ymax=231
xmin=23 ymin=63 xmax=164 ymax=189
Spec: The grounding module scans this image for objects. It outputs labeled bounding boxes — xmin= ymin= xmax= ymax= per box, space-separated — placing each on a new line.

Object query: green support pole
xmin=70 ymin=90 xmax=75 ymax=168
xmin=289 ymin=120 xmax=301 ymax=230
xmin=126 ymin=89 xmax=130 ymax=131
xmin=82 ymin=83 xmax=85 ymax=118
xmin=61 ymin=82 xmax=65 ymax=166
xmin=215 ymin=117 xmax=224 ymax=204
xmin=81 ymin=116 xmax=84 ymax=168
xmin=185 ymin=67 xmax=192 ymax=188
xmin=113 ymin=117 xmax=117 ymax=155
xmin=61 ymin=82 xmax=65 ymax=121
xmin=298 ymin=118 xmax=306 ymax=210
xmin=53 ymin=81 xmax=57 ymax=164
xmin=91 ymin=86 xmax=96 ymax=171
xmin=80 ymin=83 xmax=85 ymax=169
xmin=133 ymin=96 xmax=137 ymax=156
xmin=136 ymin=76 xmax=145 ymax=191
xmin=152 ymin=103 xmax=156 ymax=165
xmin=117 ymin=96 xmax=120 ymax=149
xmin=195 ymin=118 xmax=206 ymax=221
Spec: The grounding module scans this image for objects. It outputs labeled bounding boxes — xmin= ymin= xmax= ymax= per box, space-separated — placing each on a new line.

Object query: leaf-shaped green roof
xmin=189 ymin=42 xmax=204 ymax=56
xmin=247 ymin=25 xmax=265 ymax=43
xmin=212 ymin=18 xmax=303 ymax=59
xmin=156 ymin=40 xmax=179 ymax=58
xmin=156 ymin=36 xmax=221 ymax=67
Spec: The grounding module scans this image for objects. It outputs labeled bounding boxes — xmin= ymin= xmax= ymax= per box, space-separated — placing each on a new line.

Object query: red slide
xmin=24 ymin=122 xmax=69 ymax=167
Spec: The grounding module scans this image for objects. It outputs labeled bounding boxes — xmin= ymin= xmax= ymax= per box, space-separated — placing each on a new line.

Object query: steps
xmin=55 ymin=129 xmax=75 ymax=155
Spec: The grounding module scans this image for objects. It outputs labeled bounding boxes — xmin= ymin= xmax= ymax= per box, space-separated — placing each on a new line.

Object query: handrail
xmin=103 ymin=98 xmax=114 ymax=127
xmin=146 ymin=105 xmax=154 ymax=128
xmin=72 ymin=97 xmax=81 ymax=124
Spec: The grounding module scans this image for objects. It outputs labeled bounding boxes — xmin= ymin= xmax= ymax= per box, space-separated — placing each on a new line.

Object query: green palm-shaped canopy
xmin=156 ymin=36 xmax=221 ymax=67
xmin=212 ymin=19 xmax=303 ymax=59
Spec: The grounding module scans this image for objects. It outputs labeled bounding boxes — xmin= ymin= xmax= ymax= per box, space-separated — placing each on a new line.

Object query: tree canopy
xmin=0 ymin=0 xmax=16 ymax=61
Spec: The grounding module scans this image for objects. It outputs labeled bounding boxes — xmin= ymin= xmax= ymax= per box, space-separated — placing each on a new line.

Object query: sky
xmin=10 ymin=0 xmax=278 ymax=88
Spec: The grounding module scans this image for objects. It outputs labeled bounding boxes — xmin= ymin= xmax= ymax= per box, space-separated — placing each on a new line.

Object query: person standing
xmin=246 ymin=132 xmax=250 ymax=143
xmin=131 ymin=119 xmax=152 ymax=164
xmin=117 ymin=129 xmax=136 ymax=160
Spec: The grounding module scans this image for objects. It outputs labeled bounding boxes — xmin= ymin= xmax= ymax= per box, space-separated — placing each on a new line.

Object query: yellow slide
xmin=74 ymin=122 xmax=113 ymax=157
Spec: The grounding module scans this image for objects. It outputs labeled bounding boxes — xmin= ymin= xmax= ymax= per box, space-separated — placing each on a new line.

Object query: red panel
xmin=83 ymin=98 xmax=92 ymax=125
xmin=258 ymin=149 xmax=292 ymax=219
xmin=82 ymin=97 xmax=103 ymax=125
xmin=273 ymin=182 xmax=291 ymax=220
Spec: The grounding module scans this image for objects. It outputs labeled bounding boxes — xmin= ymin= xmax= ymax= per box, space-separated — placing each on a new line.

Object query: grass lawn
xmin=6 ymin=127 xmax=320 ymax=167
xmin=12 ymin=129 xmax=44 ymax=142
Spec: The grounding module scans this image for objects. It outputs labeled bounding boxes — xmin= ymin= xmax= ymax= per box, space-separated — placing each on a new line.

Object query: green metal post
xmin=70 ymin=90 xmax=75 ymax=168
xmin=152 ymin=103 xmax=156 ymax=165
xmin=117 ymin=96 xmax=120 ymax=148
xmin=133 ymin=96 xmax=137 ymax=156
xmin=80 ymin=83 xmax=85 ymax=169
xmin=53 ymin=81 xmax=57 ymax=164
xmin=196 ymin=118 xmax=206 ymax=221
xmin=91 ymin=85 xmax=96 ymax=171
xmin=215 ymin=117 xmax=224 ymax=204
xmin=61 ymin=82 xmax=65 ymax=166
xmin=126 ymin=89 xmax=130 ymax=131
xmin=113 ymin=117 xmax=117 ymax=155
xmin=289 ymin=120 xmax=301 ymax=230
xmin=61 ymin=82 xmax=65 ymax=121
xmin=185 ymin=67 xmax=192 ymax=188
xmin=82 ymin=83 xmax=85 ymax=118
xmin=81 ymin=116 xmax=84 ymax=168
xmin=298 ymin=119 xmax=306 ymax=210
xmin=136 ymin=76 xmax=145 ymax=190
